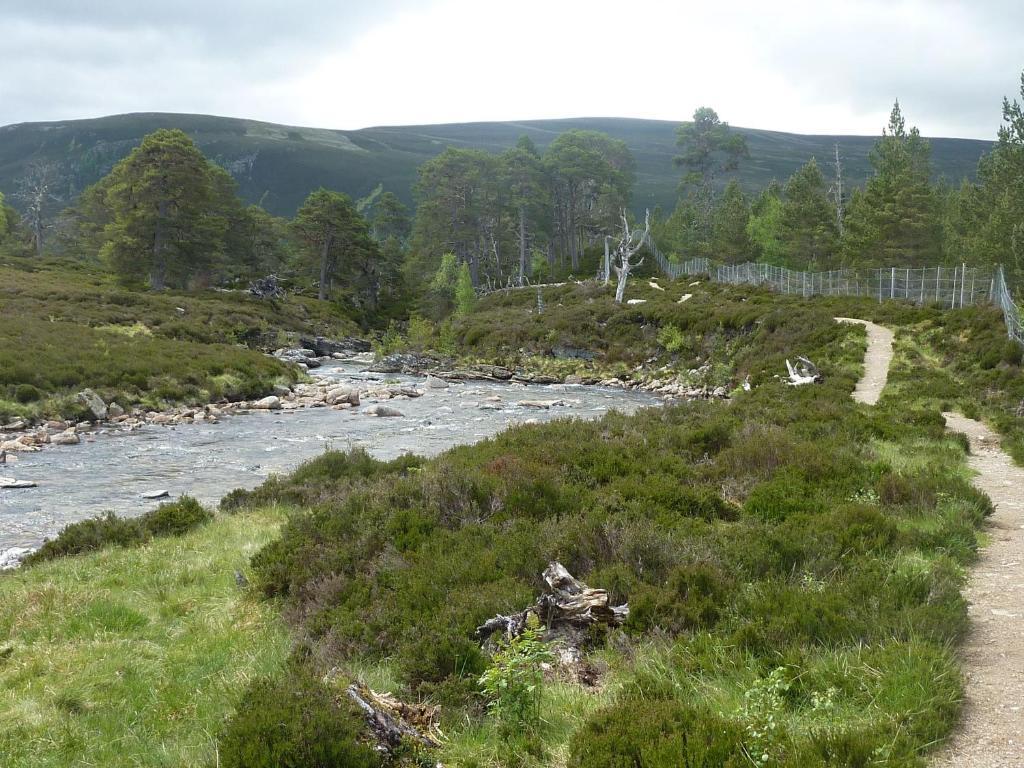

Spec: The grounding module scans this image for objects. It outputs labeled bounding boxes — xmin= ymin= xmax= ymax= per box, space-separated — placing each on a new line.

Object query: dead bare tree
xmin=829 ymin=143 xmax=845 ymax=237
xmin=612 ymin=209 xmax=650 ymax=304
xmin=16 ymin=161 xmax=62 ymax=256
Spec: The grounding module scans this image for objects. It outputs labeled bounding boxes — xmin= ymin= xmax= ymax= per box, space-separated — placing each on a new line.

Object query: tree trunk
xmin=614 ymin=264 xmax=630 ymax=303
xmin=318 ymin=232 xmax=333 ymax=301
xmin=518 ymin=205 xmax=527 ymax=286
xmin=150 ymin=199 xmax=168 ymax=290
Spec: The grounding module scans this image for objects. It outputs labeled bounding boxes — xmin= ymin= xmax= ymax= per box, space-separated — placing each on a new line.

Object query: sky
xmin=1 ymin=0 xmax=1020 ymax=139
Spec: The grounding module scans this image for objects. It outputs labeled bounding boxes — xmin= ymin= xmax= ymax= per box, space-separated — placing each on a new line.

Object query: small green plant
xmin=478 ymin=613 xmax=552 ymax=735
xmin=455 ymin=261 xmax=476 ymax=316
xmin=373 ymin=320 xmax=407 ymax=358
xmin=657 ymin=323 xmax=686 ymax=353
xmin=738 ymin=666 xmax=791 ymax=766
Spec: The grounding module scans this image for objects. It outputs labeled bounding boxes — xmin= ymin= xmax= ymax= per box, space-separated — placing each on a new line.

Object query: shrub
xmin=23 ymin=496 xmax=212 ymax=565
xmin=217 ymin=666 xmax=380 ymax=768
xmin=14 ymin=383 xmax=41 ymax=403
xmin=568 ymin=697 xmax=747 ymax=768
xmin=141 ymin=496 xmax=213 ymax=537
xmin=23 ymin=512 xmax=145 ymax=564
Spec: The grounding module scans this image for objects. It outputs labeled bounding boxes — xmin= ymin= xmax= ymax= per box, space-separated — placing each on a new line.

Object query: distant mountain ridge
xmin=0 ymin=112 xmax=993 ymax=217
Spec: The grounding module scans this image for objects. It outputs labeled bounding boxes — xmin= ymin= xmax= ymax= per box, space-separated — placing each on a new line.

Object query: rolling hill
xmin=0 ymin=112 xmax=993 ymax=217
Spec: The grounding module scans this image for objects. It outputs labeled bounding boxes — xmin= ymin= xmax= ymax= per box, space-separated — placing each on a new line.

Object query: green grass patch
xmin=0 ymin=506 xmax=290 ymax=768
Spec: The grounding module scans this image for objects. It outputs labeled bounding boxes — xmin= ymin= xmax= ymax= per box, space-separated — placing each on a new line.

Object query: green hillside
xmin=0 ymin=113 xmax=992 ymax=217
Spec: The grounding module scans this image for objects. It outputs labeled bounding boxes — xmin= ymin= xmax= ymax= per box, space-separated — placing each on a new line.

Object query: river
xmin=0 ymin=362 xmax=660 ymax=553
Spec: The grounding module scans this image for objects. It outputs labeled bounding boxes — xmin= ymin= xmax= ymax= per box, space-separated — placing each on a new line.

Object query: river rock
xmin=142 ymin=489 xmax=170 ymax=499
xmin=326 ymin=386 xmax=360 ymax=406
xmin=564 ymin=374 xmax=584 ymax=385
xmin=0 ymin=547 xmax=33 ymax=570
xmin=0 ymin=439 xmax=39 ymax=453
xmin=1 ymin=420 xmax=27 ymax=432
xmin=75 ymin=389 xmax=108 ymax=420
xmin=299 ymin=335 xmax=372 ymax=358
xmin=0 ymin=477 xmax=37 ymax=489
xmin=107 ymin=402 xmax=125 ymax=419
xmin=425 ymin=375 xmax=449 ymax=389
xmin=364 ymin=404 xmax=404 ymax=417
xmin=50 ymin=429 xmax=80 ymax=446
xmin=252 ymin=396 xmax=281 ymax=410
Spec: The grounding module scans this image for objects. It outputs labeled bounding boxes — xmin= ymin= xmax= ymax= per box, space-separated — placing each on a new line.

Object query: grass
xmin=0 ymin=506 xmax=290 ymax=768
xmin=0 ymin=259 xmax=359 ymax=422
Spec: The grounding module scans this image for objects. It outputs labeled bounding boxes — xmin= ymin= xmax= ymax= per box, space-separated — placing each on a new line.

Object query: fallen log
xmin=785 ymin=356 xmax=823 ymax=386
xmin=346 ymin=682 xmax=441 ymax=751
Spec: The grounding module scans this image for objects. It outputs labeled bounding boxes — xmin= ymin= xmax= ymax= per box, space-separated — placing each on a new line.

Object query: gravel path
xmin=837 ymin=318 xmax=1024 ymax=763
xmin=834 ymin=317 xmax=895 ymax=405
xmin=932 ymin=413 xmax=1024 ymax=767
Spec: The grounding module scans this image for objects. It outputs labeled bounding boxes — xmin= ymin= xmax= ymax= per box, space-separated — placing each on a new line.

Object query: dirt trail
xmin=834 ymin=317 xmax=895 ymax=405
xmin=932 ymin=413 xmax=1024 ymax=767
xmin=836 ymin=318 xmax=1024 ymax=763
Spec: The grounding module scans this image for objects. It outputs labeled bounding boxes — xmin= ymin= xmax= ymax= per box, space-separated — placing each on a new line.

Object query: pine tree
xmin=746 ymin=183 xmax=787 ymax=265
xmin=711 ymin=180 xmax=752 ymax=263
xmin=781 ymin=158 xmax=838 ymax=269
xmin=842 ymin=102 xmax=941 ymax=267
xmin=100 ymin=129 xmax=226 ymax=289
xmin=674 ymin=107 xmax=748 ymax=245
xmin=292 ymin=188 xmax=377 ymax=301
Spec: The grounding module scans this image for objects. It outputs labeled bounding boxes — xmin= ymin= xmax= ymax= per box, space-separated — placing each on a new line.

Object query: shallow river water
xmin=0 ymin=362 xmax=660 ymax=551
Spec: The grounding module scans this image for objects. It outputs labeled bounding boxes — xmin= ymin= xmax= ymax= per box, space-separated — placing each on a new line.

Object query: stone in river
xmin=252 ymin=396 xmax=281 ymax=410
xmin=0 ymin=477 xmax=36 ymax=489
xmin=364 ymin=404 xmax=404 ymax=417
xmin=142 ymin=489 xmax=170 ymax=500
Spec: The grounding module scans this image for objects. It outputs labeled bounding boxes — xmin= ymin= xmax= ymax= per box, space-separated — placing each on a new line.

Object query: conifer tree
xmin=781 ymin=158 xmax=838 ymax=269
xmin=711 ymin=180 xmax=752 ymax=263
xmin=842 ymin=102 xmax=940 ymax=267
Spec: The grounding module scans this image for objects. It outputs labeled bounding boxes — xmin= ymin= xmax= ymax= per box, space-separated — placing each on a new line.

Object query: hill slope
xmin=0 ymin=112 xmax=992 ymax=217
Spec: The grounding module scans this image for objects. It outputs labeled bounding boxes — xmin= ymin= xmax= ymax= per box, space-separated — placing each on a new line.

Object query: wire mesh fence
xmin=992 ymin=265 xmax=1024 ymax=345
xmin=712 ymin=262 xmax=995 ymax=308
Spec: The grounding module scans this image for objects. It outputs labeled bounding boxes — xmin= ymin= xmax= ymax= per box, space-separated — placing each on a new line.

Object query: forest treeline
xmin=1 ymin=71 xmax=1021 ymax=315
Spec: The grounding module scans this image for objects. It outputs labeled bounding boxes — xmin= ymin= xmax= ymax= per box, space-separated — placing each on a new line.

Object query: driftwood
xmin=248 ymin=274 xmax=285 ymax=299
xmin=785 ymin=356 xmax=823 ymax=386
xmin=475 ymin=562 xmax=628 ymax=643
xmin=346 ymin=683 xmax=441 ymax=751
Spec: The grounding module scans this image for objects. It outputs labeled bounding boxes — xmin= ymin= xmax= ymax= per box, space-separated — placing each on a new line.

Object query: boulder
xmin=0 ymin=477 xmax=37 ymax=488
xmin=142 ymin=489 xmax=170 ymax=500
xmin=0 ymin=547 xmax=33 ymax=570
xmin=252 ymin=396 xmax=282 ymax=410
xmin=107 ymin=402 xmax=125 ymax=419
xmin=0 ymin=440 xmax=39 ymax=453
xmin=75 ymin=389 xmax=108 ymax=420
xmin=425 ymin=375 xmax=449 ymax=389
xmin=325 ymin=386 xmax=360 ymax=406
xmin=50 ymin=429 xmax=80 ymax=446
xmin=1 ymin=420 xmax=27 ymax=432
xmin=563 ymin=374 xmax=584 ymax=385
xmin=364 ymin=404 xmax=404 ymax=417
xmin=299 ymin=335 xmax=372 ymax=357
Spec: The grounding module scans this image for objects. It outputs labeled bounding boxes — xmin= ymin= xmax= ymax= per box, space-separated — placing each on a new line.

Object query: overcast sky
xmin=1 ymin=0 xmax=1020 ymax=138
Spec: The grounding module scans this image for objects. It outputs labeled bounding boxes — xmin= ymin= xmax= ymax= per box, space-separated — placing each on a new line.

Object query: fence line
xmin=992 ymin=265 xmax=1024 ymax=345
xmin=658 ymin=255 xmax=1021 ymax=345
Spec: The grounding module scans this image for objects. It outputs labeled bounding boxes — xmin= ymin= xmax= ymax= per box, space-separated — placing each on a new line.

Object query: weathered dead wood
xmin=346 ymin=683 xmax=441 ymax=751
xmin=475 ymin=561 xmax=628 ymax=643
xmin=785 ymin=356 xmax=823 ymax=386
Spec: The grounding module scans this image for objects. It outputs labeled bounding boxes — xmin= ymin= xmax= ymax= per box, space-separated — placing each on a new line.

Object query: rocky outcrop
xmin=299 ymin=335 xmax=371 ymax=358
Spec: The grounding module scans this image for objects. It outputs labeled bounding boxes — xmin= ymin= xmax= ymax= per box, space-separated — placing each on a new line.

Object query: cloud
xmin=0 ymin=0 xmax=1019 ymax=138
